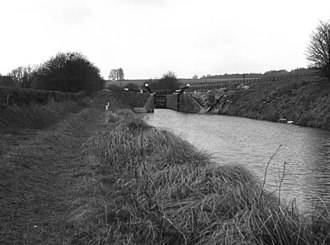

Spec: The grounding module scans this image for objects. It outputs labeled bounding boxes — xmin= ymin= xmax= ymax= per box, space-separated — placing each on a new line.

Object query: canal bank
xmin=67 ymin=91 xmax=330 ymax=244
xmin=191 ymin=77 xmax=330 ymax=131
xmin=145 ymin=109 xmax=330 ymax=212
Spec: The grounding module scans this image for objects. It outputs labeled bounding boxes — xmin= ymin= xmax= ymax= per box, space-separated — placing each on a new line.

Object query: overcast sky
xmin=1 ymin=0 xmax=329 ymax=79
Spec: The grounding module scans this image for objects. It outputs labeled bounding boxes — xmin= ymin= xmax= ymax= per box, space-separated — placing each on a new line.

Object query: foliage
xmin=109 ymin=67 xmax=124 ymax=81
xmin=109 ymin=89 xmax=150 ymax=108
xmin=34 ymin=52 xmax=103 ymax=93
xmin=125 ymin=82 xmax=140 ymax=91
xmin=0 ymin=76 xmax=18 ymax=87
xmin=306 ymin=20 xmax=330 ymax=79
xmin=264 ymin=69 xmax=289 ymax=76
xmin=150 ymin=71 xmax=181 ymax=91
xmin=7 ymin=65 xmax=38 ymax=88
xmin=0 ymin=86 xmax=85 ymax=106
xmin=107 ymin=84 xmax=124 ymax=93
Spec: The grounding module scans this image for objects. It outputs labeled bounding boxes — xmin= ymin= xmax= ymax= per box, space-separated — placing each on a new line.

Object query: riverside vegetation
xmin=68 ymin=91 xmax=330 ymax=244
xmin=1 ymin=87 xmax=330 ymax=244
xmin=192 ymin=75 xmax=330 ymax=131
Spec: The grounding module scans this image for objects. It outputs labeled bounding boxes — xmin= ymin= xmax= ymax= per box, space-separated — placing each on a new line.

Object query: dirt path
xmin=0 ymin=93 xmax=108 ymax=244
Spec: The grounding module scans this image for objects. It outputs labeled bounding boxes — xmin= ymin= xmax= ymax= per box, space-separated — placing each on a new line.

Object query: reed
xmin=71 ymin=109 xmax=330 ymax=244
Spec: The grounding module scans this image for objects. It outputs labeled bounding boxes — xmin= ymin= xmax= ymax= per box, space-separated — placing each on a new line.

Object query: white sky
xmin=0 ymin=0 xmax=329 ymax=79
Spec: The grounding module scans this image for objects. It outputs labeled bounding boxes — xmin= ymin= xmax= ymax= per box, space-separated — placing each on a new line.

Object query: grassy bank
xmin=0 ymin=86 xmax=86 ymax=106
xmin=0 ymin=101 xmax=84 ymax=129
xmin=0 ymin=86 xmax=90 ymax=130
xmin=69 ymin=105 xmax=330 ymax=244
xmin=0 ymin=95 xmax=90 ymax=156
xmin=0 ymin=92 xmax=110 ymax=244
xmin=193 ymin=77 xmax=330 ymax=130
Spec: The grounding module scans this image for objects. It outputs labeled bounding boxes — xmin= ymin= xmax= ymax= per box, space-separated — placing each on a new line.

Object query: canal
xmin=145 ymin=109 xmax=330 ymax=211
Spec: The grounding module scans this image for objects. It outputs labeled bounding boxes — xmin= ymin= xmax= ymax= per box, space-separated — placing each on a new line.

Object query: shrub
xmin=150 ymin=71 xmax=181 ymax=91
xmin=0 ymin=76 xmax=18 ymax=87
xmin=125 ymin=82 xmax=140 ymax=91
xmin=34 ymin=52 xmax=104 ymax=93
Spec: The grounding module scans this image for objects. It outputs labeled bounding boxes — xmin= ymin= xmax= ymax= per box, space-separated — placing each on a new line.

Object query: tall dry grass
xmin=0 ymin=101 xmax=84 ymax=129
xmin=70 ymin=109 xmax=330 ymax=244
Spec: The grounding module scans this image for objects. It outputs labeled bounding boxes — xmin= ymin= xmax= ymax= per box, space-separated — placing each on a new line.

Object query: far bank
xmin=191 ymin=76 xmax=330 ymax=131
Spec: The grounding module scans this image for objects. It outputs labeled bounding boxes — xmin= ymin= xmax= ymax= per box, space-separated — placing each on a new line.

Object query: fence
xmin=186 ymin=73 xmax=317 ymax=91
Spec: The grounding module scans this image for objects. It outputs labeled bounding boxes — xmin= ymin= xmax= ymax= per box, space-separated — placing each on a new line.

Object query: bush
xmin=125 ymin=82 xmax=140 ymax=91
xmin=0 ymin=86 xmax=84 ymax=107
xmin=0 ymin=76 xmax=18 ymax=87
xmin=150 ymin=71 xmax=181 ymax=91
xmin=34 ymin=52 xmax=104 ymax=93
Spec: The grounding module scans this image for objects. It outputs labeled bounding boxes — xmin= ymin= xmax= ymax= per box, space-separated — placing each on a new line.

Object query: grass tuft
xmin=70 ymin=108 xmax=330 ymax=244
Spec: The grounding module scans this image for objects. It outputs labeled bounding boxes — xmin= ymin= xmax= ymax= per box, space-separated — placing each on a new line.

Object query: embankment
xmin=193 ymin=77 xmax=330 ymax=130
xmin=0 ymin=86 xmax=85 ymax=106
xmin=68 ymin=93 xmax=330 ymax=244
xmin=1 ymin=90 xmax=329 ymax=244
xmin=0 ymin=88 xmax=92 ymax=156
xmin=0 ymin=86 xmax=90 ymax=130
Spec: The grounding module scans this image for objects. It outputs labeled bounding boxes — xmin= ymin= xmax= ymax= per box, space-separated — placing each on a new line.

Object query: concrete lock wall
xmin=179 ymin=94 xmax=201 ymax=113
xmin=133 ymin=94 xmax=154 ymax=113
xmin=166 ymin=94 xmax=201 ymax=113
xmin=144 ymin=94 xmax=154 ymax=112
xmin=166 ymin=94 xmax=179 ymax=110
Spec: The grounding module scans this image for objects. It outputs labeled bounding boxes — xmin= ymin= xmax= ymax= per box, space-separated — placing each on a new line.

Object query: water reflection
xmin=145 ymin=109 xmax=330 ymax=211
xmin=302 ymin=132 xmax=330 ymax=210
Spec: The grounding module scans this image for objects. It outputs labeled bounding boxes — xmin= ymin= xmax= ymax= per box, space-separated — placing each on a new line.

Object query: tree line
xmin=1 ymin=20 xmax=330 ymax=93
xmin=123 ymin=71 xmax=181 ymax=92
xmin=1 ymin=52 xmax=104 ymax=93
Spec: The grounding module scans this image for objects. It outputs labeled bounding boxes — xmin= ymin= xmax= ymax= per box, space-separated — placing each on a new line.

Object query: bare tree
xmin=8 ymin=65 xmax=38 ymax=88
xmin=109 ymin=69 xmax=118 ymax=81
xmin=306 ymin=20 xmax=330 ymax=79
xmin=117 ymin=68 xmax=124 ymax=80
xmin=109 ymin=68 xmax=124 ymax=81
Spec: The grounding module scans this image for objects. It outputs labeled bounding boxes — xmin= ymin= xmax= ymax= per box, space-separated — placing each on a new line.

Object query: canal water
xmin=145 ymin=109 xmax=330 ymax=211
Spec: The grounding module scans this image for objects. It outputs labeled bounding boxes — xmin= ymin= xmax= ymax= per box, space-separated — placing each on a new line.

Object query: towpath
xmin=0 ymin=92 xmax=108 ymax=244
